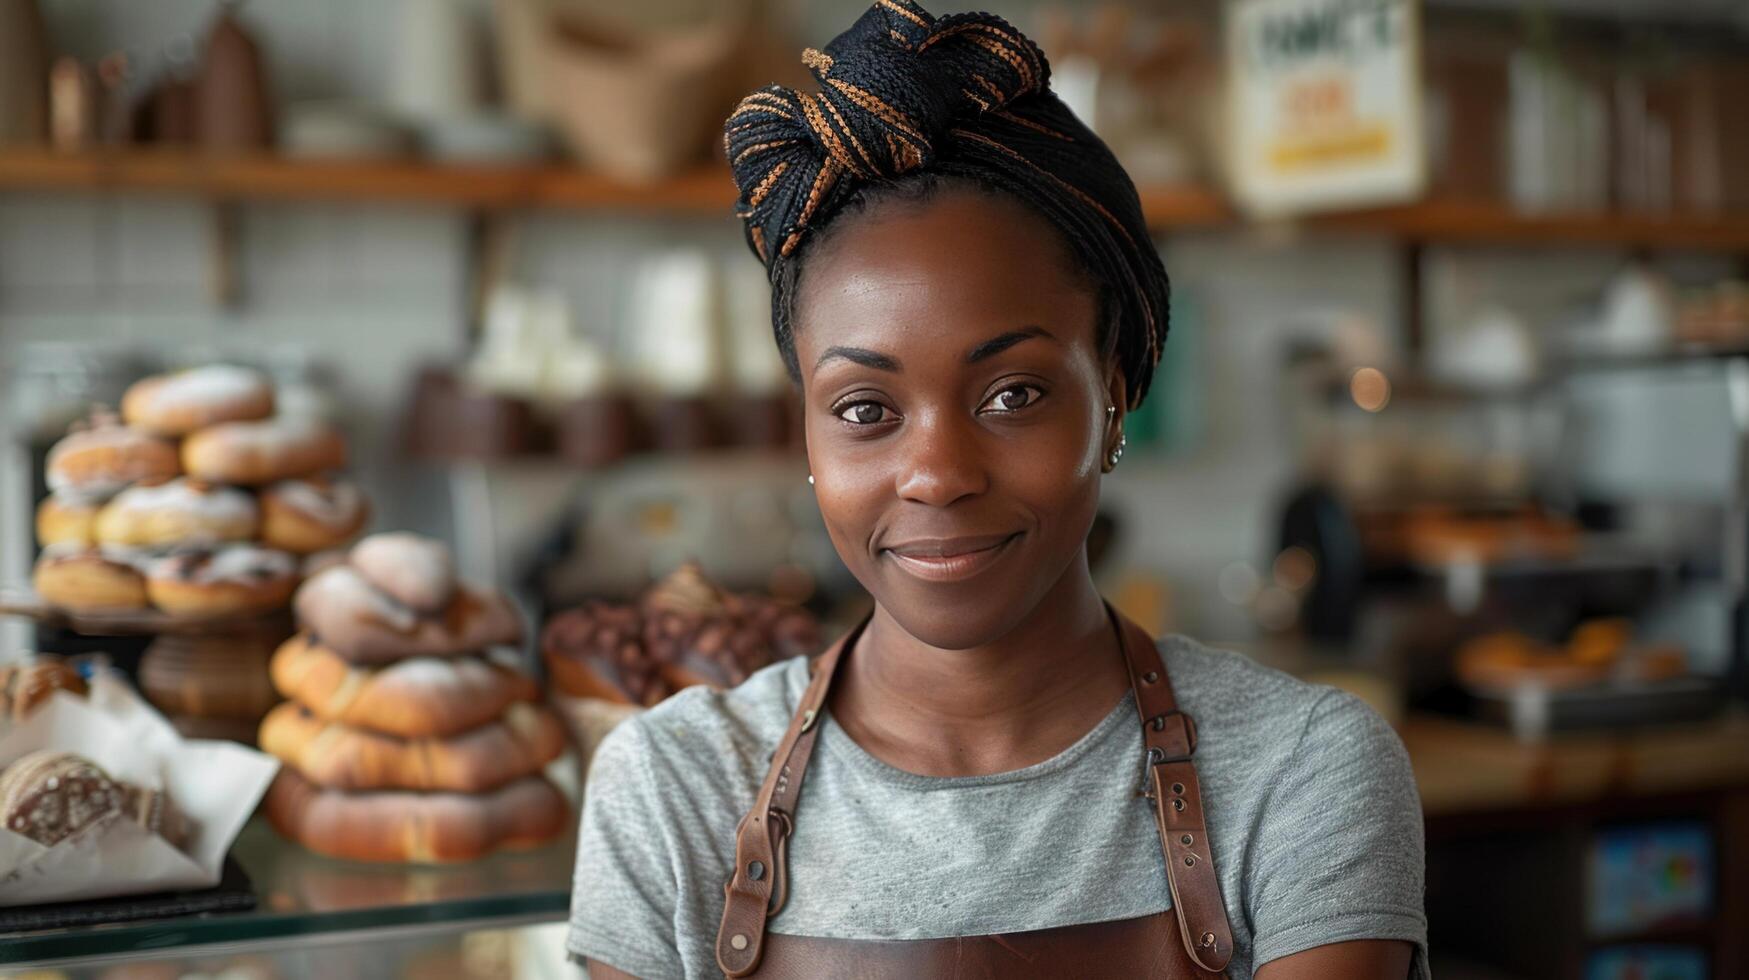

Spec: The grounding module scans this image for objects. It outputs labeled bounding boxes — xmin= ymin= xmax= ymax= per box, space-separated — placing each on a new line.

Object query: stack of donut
xmin=260 ymin=533 xmax=569 ymax=864
xmin=32 ymin=364 xmax=370 ymax=619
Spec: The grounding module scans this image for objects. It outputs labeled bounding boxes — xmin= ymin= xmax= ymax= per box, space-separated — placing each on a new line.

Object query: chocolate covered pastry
xmin=541 ymin=563 xmax=821 ymax=705
xmin=0 ymin=750 xmax=125 ymax=846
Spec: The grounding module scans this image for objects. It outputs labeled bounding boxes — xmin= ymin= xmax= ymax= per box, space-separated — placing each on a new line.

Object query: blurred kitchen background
xmin=2 ymin=0 xmax=1747 ymax=978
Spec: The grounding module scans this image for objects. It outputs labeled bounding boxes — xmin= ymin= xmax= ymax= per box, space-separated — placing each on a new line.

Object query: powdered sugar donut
xmin=261 ymin=476 xmax=371 ymax=555
xmin=146 ymin=545 xmax=298 ymax=618
xmin=182 ymin=416 xmax=346 ymax=486
xmin=32 ymin=545 xmax=149 ymax=612
xmin=293 ymin=565 xmax=521 ymax=665
xmin=122 ymin=365 xmax=275 ymax=436
xmin=94 ymin=478 xmax=259 ymax=549
xmin=36 ymin=493 xmax=100 ymax=547
xmin=45 ymin=418 xmax=180 ymax=501
xmin=349 ymin=532 xmax=454 ymax=613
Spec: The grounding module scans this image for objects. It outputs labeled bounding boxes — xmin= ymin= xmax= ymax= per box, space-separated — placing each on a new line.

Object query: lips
xmin=881 ymin=533 xmax=1020 ymax=583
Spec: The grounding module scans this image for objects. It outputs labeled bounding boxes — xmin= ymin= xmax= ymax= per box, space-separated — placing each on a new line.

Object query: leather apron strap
xmin=714 ymin=607 xmax=1234 ymax=977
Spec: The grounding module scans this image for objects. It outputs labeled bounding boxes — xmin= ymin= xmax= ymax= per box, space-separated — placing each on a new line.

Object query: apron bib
xmin=715 ymin=607 xmax=1234 ymax=978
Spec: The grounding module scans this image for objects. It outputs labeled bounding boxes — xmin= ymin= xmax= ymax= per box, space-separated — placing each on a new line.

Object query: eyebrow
xmin=815 ymin=346 xmax=902 ymax=372
xmin=966 ymin=326 xmax=1055 ymax=363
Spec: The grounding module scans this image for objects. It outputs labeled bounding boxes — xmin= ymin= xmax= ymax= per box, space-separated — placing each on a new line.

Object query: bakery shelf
xmin=0 ymin=818 xmax=573 ymax=968
xmin=6 ymin=150 xmax=1749 ymax=249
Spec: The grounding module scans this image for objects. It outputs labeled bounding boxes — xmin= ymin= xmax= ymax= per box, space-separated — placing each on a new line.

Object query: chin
xmin=867 ymin=568 xmax=1049 ymax=651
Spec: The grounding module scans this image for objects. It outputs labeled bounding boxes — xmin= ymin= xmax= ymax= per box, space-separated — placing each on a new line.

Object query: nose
xmin=894 ymin=410 xmax=988 ymax=507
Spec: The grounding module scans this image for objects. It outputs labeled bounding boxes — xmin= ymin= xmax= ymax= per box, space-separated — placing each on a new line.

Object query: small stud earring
xmin=807 ymin=474 xmax=815 ymax=486
xmin=1106 ymin=405 xmax=1116 ymax=425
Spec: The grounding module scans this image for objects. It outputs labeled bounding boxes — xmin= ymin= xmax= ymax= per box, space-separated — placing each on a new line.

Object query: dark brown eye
xmin=837 ymin=401 xmax=891 ymax=425
xmin=981 ymin=384 xmax=1043 ymax=414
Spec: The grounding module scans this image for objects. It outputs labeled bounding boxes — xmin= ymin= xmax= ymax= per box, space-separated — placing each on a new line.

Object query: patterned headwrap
xmin=723 ymin=0 xmax=1169 ymax=407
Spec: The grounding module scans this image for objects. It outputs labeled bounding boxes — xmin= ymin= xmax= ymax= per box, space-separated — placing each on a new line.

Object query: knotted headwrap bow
xmin=724 ymin=0 xmax=1169 ymax=407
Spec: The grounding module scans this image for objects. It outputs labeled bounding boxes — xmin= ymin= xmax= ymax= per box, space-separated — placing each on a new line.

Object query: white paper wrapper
xmin=0 ymin=671 xmax=279 ymax=906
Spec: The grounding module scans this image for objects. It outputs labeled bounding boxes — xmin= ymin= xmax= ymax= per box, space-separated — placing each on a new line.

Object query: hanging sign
xmin=1226 ymin=0 xmax=1425 ymax=216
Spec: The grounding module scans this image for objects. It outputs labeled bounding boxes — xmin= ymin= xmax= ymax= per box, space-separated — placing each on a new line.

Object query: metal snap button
xmin=731 ymin=934 xmax=749 ymax=951
xmin=747 ymin=860 xmax=765 ymax=881
xmin=1171 ymin=782 xmax=1184 ymax=795
xmin=1172 ymin=798 xmax=1185 ymax=812
xmin=1184 ymin=855 xmax=1196 ymax=866
xmin=1180 ymin=834 xmax=1193 ymax=845
xmin=1200 ymin=932 xmax=1216 ymax=948
xmin=1142 ymin=671 xmax=1159 ymax=683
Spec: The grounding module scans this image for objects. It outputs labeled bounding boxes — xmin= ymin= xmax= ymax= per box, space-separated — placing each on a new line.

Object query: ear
xmin=1104 ymin=367 xmax=1129 ymax=444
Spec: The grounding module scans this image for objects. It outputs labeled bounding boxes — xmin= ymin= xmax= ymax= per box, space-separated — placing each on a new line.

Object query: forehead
xmin=794 ymin=190 xmax=1096 ymax=359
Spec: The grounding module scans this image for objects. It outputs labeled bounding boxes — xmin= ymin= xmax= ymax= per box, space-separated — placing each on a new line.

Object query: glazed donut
xmin=349 ymin=532 xmax=454 ymax=613
xmin=293 ymin=565 xmax=522 ymax=665
xmin=121 ymin=364 xmax=275 ymax=436
xmin=261 ymin=476 xmax=371 ymax=555
xmin=259 ymin=701 xmax=566 ymax=793
xmin=269 ymin=633 xmax=539 ymax=738
xmin=182 ymin=416 xmax=346 ymax=486
xmin=35 ymin=493 xmax=100 ymax=548
xmin=94 ymin=479 xmax=259 ymax=549
xmin=32 ymin=546 xmax=149 ymax=612
xmin=45 ymin=419 xmax=180 ymax=500
xmin=145 ymin=546 xmax=298 ymax=618
xmin=263 ymin=768 xmax=568 ymax=864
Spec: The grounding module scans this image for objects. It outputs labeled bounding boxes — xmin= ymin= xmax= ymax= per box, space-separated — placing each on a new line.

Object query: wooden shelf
xmin=3 ymin=150 xmax=1749 ymax=250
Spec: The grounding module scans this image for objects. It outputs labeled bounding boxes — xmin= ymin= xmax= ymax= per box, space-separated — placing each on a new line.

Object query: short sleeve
xmin=567 ymin=718 xmax=686 ymax=979
xmin=1246 ymin=689 xmax=1430 ymax=977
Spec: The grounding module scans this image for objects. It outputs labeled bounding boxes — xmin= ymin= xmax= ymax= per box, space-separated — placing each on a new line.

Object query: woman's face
xmin=794 ymin=187 xmax=1119 ymax=650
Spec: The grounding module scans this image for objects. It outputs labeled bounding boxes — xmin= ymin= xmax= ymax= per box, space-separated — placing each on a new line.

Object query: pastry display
xmin=31 ymin=546 xmax=150 ymax=613
xmin=542 ymin=562 xmax=822 ymax=706
xmin=0 ymin=660 xmax=88 ymax=722
xmin=121 ymin=364 xmax=275 ymax=436
xmin=259 ymin=701 xmax=565 ymax=793
xmin=181 ymin=415 xmax=347 ymax=485
xmin=268 ymin=634 xmax=538 ymax=740
xmin=260 ymin=476 xmax=370 ymax=554
xmin=144 ymin=546 xmax=298 ymax=619
xmin=45 ymin=413 xmax=181 ymax=500
xmin=293 ymin=566 xmax=521 ymax=665
xmin=94 ymin=478 xmax=260 ymax=549
xmin=263 ymin=769 xmax=567 ymax=864
xmin=35 ymin=493 xmax=101 ymax=547
xmin=261 ymin=532 xmax=566 ymax=863
xmin=1456 ymin=618 xmax=1689 ymax=692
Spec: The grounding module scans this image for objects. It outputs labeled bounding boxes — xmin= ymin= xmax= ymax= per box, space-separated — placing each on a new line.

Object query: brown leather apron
xmin=715 ymin=608 xmax=1235 ymax=978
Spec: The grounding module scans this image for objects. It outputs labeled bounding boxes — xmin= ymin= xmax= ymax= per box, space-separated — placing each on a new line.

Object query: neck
xmin=828 ymin=554 xmax=1131 ymax=778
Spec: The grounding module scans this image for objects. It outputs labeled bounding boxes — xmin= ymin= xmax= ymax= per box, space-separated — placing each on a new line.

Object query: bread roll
xmin=95 ymin=479 xmax=260 ymax=549
xmin=350 ymin=532 xmax=454 ymax=613
xmin=32 ymin=547 xmax=149 ymax=612
xmin=269 ymin=634 xmax=538 ymax=738
xmin=260 ymin=476 xmax=371 ymax=555
xmin=145 ymin=546 xmax=298 ymax=618
xmin=182 ymin=417 xmax=346 ymax=486
xmin=36 ymin=493 xmax=100 ymax=548
xmin=263 ymin=769 xmax=568 ymax=863
xmin=293 ymin=566 xmax=522 ymax=665
xmin=259 ymin=701 xmax=565 ymax=793
xmin=122 ymin=365 xmax=275 ymax=436
xmin=45 ymin=419 xmax=181 ymax=501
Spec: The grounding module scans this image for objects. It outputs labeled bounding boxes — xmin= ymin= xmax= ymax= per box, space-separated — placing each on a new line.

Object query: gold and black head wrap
xmin=724 ymin=0 xmax=1169 ymax=407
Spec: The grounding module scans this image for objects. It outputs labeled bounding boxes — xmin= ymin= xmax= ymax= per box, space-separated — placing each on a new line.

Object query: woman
xmin=568 ymin=3 xmax=1427 ymax=977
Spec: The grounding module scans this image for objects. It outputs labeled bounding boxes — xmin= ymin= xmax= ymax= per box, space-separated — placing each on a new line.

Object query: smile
xmin=882 ymin=533 xmax=1020 ymax=583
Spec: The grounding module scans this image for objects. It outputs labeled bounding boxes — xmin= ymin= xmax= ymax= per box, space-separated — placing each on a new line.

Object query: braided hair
xmin=724 ymin=0 xmax=1168 ymax=408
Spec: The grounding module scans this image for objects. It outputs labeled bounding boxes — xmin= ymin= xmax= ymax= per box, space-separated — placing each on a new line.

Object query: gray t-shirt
xmin=567 ymin=634 xmax=1429 ymax=979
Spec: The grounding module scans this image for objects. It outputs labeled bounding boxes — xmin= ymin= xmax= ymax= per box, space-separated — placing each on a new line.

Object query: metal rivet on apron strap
xmin=1201 ymin=932 xmax=1217 ymax=948
xmin=1180 ymin=834 xmax=1193 ymax=845
xmin=748 ymin=860 xmax=765 ymax=881
xmin=1142 ymin=670 xmax=1158 ymax=683
xmin=730 ymin=934 xmax=749 ymax=951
